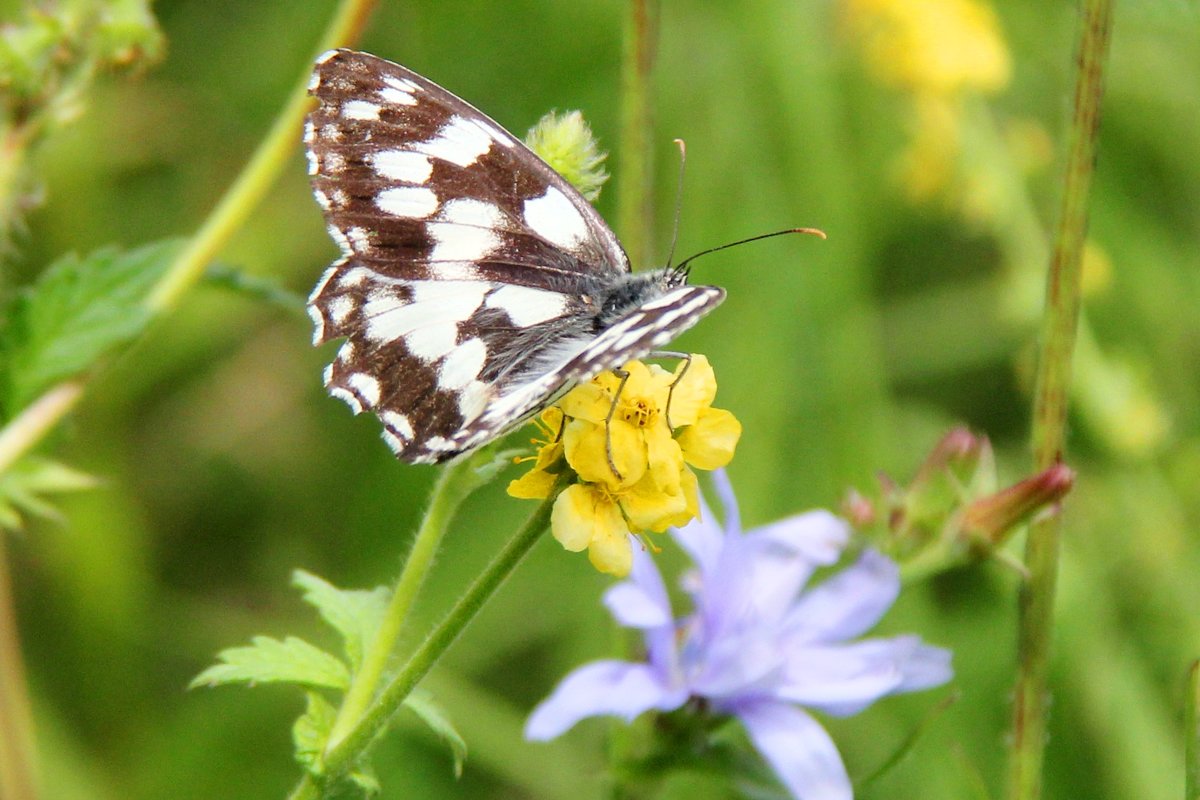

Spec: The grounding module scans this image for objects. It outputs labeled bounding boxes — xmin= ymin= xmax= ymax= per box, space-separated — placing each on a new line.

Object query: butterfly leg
xmin=552 ymin=408 xmax=567 ymax=443
xmin=650 ymin=351 xmax=691 ymax=431
xmin=604 ymin=367 xmax=631 ymax=481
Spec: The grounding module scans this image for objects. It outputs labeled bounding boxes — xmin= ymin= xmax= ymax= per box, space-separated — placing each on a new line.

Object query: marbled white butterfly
xmin=305 ymin=50 xmax=724 ymax=463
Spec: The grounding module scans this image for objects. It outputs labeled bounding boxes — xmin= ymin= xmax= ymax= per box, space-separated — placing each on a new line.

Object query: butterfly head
xmin=593 ymin=269 xmax=689 ymax=327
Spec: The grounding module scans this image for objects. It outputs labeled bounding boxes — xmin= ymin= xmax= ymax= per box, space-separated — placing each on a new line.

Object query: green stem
xmin=289 ymin=478 xmax=566 ymax=798
xmin=1007 ymin=3 xmax=1113 ymax=800
xmin=609 ymin=5 xmax=659 ymax=796
xmin=324 ymin=454 xmax=490 ymax=749
xmin=616 ymin=0 xmax=659 ymax=268
xmin=1188 ymin=661 xmax=1200 ymax=800
xmin=0 ymin=382 xmax=85 ymax=476
xmin=0 ymin=537 xmax=38 ymax=800
xmin=0 ymin=0 xmax=378 ymax=476
xmin=145 ymin=0 xmax=376 ymax=311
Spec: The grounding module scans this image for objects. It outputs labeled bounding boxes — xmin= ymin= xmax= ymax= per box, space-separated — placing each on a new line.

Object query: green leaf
xmin=293 ymin=693 xmax=382 ymax=795
xmin=293 ymin=691 xmax=338 ymax=774
xmin=189 ymin=635 xmax=350 ymax=691
xmin=0 ymin=239 xmax=182 ymax=417
xmin=204 ymin=263 xmax=306 ymax=315
xmin=292 ymin=569 xmax=389 ymax=674
xmin=404 ymin=689 xmax=467 ymax=778
xmin=347 ymin=763 xmax=381 ymax=796
xmin=0 ymin=456 xmax=97 ymax=532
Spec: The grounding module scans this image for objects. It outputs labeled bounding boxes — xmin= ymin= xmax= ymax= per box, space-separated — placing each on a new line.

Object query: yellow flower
xmin=843 ymin=0 xmax=1014 ymax=218
xmin=507 ymin=355 xmax=739 ymax=577
xmin=843 ymin=0 xmax=1010 ymax=94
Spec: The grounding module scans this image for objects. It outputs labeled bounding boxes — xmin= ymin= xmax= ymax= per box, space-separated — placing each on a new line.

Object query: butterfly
xmin=304 ymin=49 xmax=724 ymax=463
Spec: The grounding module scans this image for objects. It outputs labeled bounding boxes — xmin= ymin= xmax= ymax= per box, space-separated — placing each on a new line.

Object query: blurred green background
xmin=5 ymin=0 xmax=1200 ymax=797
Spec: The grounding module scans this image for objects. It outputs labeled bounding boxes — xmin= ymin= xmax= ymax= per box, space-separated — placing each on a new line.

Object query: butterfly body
xmin=305 ymin=50 xmax=723 ymax=463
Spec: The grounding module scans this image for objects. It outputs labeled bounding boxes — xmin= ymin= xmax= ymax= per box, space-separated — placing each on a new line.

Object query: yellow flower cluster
xmin=508 ymin=356 xmax=740 ymax=577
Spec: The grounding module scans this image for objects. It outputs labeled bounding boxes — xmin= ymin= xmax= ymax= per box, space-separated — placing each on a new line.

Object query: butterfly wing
xmin=306 ymin=50 xmax=637 ymax=462
xmin=305 ymin=50 xmax=724 ymax=463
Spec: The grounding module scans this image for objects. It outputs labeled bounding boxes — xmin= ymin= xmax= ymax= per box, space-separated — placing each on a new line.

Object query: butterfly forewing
xmin=305 ymin=49 xmax=725 ymax=463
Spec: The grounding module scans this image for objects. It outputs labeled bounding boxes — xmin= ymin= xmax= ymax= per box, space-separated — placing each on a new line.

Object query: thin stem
xmin=0 ymin=537 xmax=38 ymax=800
xmin=290 ymin=477 xmax=567 ymax=797
xmin=1007 ymin=3 xmax=1113 ymax=799
xmin=0 ymin=382 xmax=84 ymax=476
xmin=325 ymin=454 xmax=489 ymax=748
xmin=616 ymin=0 xmax=659 ymax=268
xmin=610 ymin=6 xmax=658 ymax=795
xmin=1188 ymin=661 xmax=1200 ymax=800
xmin=0 ymin=0 xmax=378 ymax=477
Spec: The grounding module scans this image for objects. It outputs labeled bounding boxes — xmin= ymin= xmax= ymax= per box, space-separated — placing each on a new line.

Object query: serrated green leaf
xmin=0 ymin=239 xmax=182 ymax=417
xmin=405 ymin=689 xmax=467 ymax=778
xmin=0 ymin=456 xmax=98 ymax=532
xmin=189 ymin=635 xmax=350 ymax=691
xmin=293 ymin=691 xmax=338 ymax=773
xmin=292 ymin=569 xmax=389 ymax=673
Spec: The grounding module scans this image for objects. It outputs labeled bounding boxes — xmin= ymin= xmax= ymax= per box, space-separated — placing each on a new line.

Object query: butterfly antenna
xmin=675 ymin=227 xmax=827 ymax=277
xmin=665 ymin=139 xmax=687 ymax=272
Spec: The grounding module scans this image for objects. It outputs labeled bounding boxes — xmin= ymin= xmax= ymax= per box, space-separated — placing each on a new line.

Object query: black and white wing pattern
xmin=305 ymin=49 xmax=724 ymax=463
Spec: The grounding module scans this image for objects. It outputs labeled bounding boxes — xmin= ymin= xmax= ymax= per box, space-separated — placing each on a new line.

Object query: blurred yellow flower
xmin=507 ymin=355 xmax=739 ymax=577
xmin=844 ymin=0 xmax=1014 ymax=216
xmin=844 ymin=0 xmax=1010 ymax=94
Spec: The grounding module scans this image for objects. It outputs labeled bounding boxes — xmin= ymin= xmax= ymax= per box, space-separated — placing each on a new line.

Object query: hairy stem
xmin=616 ymin=0 xmax=659 ymax=269
xmin=1006 ymin=2 xmax=1113 ymax=799
xmin=289 ymin=477 xmax=567 ymax=798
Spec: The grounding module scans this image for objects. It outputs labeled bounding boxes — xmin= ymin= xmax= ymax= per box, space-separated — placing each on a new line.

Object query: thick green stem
xmin=616 ymin=0 xmax=659 ymax=268
xmin=325 ymin=454 xmax=490 ymax=749
xmin=1007 ymin=3 xmax=1113 ymax=799
xmin=288 ymin=478 xmax=565 ymax=798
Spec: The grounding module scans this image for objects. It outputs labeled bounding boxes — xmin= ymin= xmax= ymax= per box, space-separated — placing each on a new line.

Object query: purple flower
xmin=526 ymin=471 xmax=953 ymax=799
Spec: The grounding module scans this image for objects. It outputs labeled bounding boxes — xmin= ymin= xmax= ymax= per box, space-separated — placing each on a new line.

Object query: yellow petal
xmin=507 ymin=467 xmax=556 ymax=499
xmin=666 ymin=355 xmax=716 ymax=428
xmin=551 ymin=484 xmax=619 ymax=552
xmin=537 ymin=406 xmax=565 ymax=436
xmin=588 ymin=523 xmax=633 ymax=576
xmin=559 ymin=381 xmax=612 ymax=423
xmin=564 ymin=418 xmax=647 ymax=488
xmin=620 ymin=470 xmax=689 ymax=532
xmin=680 ymin=465 xmax=700 ymax=520
xmin=678 ymin=407 xmax=742 ymax=470
xmin=505 ymin=441 xmax=565 ymax=499
xmin=644 ymin=422 xmax=684 ymax=493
